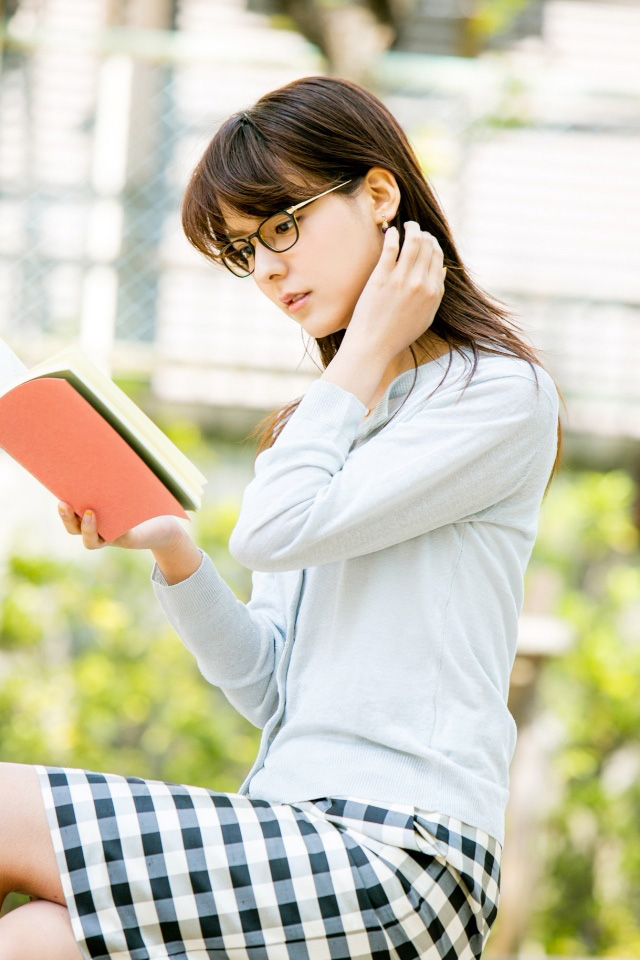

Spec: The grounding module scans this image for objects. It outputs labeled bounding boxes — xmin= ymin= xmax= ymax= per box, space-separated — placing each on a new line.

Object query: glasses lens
xmin=221 ymin=212 xmax=298 ymax=277
xmin=223 ymin=241 xmax=254 ymax=277
xmin=259 ymin=212 xmax=298 ymax=251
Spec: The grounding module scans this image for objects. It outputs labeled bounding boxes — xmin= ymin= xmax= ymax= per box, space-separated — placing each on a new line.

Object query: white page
xmin=0 ymin=337 xmax=28 ymax=395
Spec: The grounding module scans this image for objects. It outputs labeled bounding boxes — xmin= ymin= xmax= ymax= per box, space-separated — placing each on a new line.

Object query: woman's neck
xmin=362 ymin=334 xmax=450 ymax=417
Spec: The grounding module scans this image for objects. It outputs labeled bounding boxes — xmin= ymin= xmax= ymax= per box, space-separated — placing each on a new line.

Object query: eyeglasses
xmin=218 ymin=179 xmax=353 ymax=277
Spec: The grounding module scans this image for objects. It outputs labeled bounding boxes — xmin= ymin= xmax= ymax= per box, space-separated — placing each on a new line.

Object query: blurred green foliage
xmin=526 ymin=469 xmax=640 ymax=956
xmin=0 ymin=497 xmax=258 ymax=783
xmin=1 ymin=458 xmax=640 ymax=950
xmin=469 ymin=0 xmax=534 ymax=41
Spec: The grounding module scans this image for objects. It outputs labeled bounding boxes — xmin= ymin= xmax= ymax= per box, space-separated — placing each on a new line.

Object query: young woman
xmin=0 ymin=76 xmax=563 ymax=960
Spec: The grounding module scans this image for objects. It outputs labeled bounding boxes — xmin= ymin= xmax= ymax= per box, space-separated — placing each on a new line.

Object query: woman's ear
xmin=363 ymin=166 xmax=401 ymax=225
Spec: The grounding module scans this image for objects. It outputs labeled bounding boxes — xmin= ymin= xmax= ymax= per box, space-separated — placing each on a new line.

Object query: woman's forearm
xmin=151 ymin=530 xmax=203 ymax=585
xmin=319 ymin=331 xmax=390 ymax=409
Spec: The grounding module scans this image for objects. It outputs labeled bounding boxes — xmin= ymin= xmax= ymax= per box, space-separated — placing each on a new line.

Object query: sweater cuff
xmin=150 ymin=548 xmax=237 ymax=619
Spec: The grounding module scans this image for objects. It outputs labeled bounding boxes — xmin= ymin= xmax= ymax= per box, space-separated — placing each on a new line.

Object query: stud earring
xmin=381 ymin=216 xmax=389 ymax=233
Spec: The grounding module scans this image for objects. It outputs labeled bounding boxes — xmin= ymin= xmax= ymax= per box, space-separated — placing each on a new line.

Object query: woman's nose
xmin=253 ymin=242 xmax=287 ymax=282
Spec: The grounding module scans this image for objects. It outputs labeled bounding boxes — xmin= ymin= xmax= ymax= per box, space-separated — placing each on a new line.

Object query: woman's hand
xmin=347 ymin=220 xmax=446 ymax=359
xmin=57 ymin=502 xmax=185 ymax=553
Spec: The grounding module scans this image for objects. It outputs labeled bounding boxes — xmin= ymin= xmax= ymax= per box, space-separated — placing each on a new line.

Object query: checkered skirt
xmin=35 ymin=765 xmax=501 ymax=960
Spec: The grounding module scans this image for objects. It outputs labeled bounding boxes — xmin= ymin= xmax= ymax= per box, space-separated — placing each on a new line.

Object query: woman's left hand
xmin=347 ymin=220 xmax=447 ymax=359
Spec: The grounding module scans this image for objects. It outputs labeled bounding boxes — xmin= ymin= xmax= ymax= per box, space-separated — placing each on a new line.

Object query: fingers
xmin=399 ymin=220 xmax=425 ymax=273
xmin=58 ymin=502 xmax=81 ymax=533
xmin=81 ymin=510 xmax=106 ymax=548
xmin=380 ymin=223 xmax=399 ymax=266
xmin=57 ymin=502 xmax=106 ymax=549
xmin=421 ymin=232 xmax=444 ymax=288
xmin=399 ymin=222 xmax=444 ymax=288
xmin=410 ymin=227 xmax=436 ymax=280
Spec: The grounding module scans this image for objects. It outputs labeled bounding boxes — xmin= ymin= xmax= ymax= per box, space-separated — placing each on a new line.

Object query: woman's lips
xmin=287 ymin=292 xmax=311 ymax=312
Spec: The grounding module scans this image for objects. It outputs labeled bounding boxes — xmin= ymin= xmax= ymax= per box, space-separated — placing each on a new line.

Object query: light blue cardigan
xmin=150 ymin=344 xmax=559 ymax=846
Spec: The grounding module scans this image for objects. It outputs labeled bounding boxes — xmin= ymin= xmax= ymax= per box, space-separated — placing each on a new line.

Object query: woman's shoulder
xmin=465 ymin=346 xmax=559 ymax=412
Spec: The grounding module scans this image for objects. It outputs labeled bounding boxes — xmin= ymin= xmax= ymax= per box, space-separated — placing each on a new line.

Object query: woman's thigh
xmin=0 ymin=762 xmax=65 ymax=906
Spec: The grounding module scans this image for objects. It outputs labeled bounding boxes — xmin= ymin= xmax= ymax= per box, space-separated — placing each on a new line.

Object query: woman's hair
xmin=181 ymin=75 xmax=565 ymax=499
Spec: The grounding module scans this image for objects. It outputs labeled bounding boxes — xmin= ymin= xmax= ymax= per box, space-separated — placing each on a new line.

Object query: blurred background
xmin=1 ymin=0 xmax=640 ymax=955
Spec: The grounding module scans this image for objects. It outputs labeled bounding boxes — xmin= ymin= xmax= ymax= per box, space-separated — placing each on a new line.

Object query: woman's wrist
xmin=319 ymin=331 xmax=390 ymax=409
xmin=151 ymin=528 xmax=203 ymax=586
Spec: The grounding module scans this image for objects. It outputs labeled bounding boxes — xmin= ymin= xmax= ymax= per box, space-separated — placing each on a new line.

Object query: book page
xmin=0 ymin=337 xmax=28 ymax=395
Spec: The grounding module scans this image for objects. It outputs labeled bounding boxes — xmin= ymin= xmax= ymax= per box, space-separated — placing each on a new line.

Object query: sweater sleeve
xmin=228 ymin=372 xmax=559 ymax=572
xmin=150 ymin=549 xmax=286 ymax=729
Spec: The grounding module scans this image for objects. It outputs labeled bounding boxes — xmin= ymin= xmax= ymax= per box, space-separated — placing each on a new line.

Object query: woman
xmin=0 ymin=76 xmax=564 ymax=959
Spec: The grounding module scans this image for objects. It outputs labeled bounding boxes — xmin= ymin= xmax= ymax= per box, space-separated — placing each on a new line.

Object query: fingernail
xmin=83 ymin=511 xmax=93 ymax=524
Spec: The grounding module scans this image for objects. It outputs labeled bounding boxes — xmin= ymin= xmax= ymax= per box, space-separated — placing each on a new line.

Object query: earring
xmin=381 ymin=216 xmax=389 ymax=233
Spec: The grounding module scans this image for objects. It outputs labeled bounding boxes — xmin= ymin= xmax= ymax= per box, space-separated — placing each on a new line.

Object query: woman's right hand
xmin=347 ymin=221 xmax=446 ymax=360
xmin=57 ymin=502 xmax=185 ymax=553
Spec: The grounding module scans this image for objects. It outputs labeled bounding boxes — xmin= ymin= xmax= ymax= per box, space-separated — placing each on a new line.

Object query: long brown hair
xmin=181 ymin=75 xmax=565 ymax=498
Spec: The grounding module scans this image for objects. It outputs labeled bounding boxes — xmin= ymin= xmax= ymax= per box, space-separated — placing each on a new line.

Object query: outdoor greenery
xmin=529 ymin=469 xmax=640 ymax=956
xmin=1 ymin=453 xmax=639 ymax=952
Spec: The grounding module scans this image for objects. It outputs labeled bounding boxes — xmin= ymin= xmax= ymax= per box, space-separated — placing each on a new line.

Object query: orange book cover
xmin=0 ymin=340 xmax=208 ymax=543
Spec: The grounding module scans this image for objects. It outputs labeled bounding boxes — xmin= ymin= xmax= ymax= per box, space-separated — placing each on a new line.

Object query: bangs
xmin=181 ymin=116 xmax=352 ymax=266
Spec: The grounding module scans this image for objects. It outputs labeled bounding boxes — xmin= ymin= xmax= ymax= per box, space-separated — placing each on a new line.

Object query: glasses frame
xmin=219 ymin=179 xmax=353 ymax=277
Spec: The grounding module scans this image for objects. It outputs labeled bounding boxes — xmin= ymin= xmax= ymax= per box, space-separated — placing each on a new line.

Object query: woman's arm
xmin=228 ymin=369 xmax=559 ymax=572
xmin=56 ymin=501 xmax=288 ymax=729
xmin=150 ymin=529 xmax=287 ymax=729
xmin=151 ymin=531 xmax=204 ymax=585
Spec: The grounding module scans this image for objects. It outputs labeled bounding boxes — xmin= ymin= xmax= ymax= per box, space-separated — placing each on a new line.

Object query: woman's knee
xmin=0 ymin=763 xmax=65 ymax=905
xmin=0 ymin=898 xmax=82 ymax=960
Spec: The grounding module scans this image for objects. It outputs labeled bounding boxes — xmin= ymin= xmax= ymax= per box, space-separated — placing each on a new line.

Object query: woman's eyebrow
xmin=227 ymin=226 xmax=254 ymax=240
xmin=225 ymin=208 xmax=289 ymax=241
xmin=225 ymin=214 xmax=269 ymax=240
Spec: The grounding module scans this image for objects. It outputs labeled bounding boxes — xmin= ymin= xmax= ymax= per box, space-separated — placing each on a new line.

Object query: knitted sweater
xmin=150 ymin=344 xmax=559 ymax=846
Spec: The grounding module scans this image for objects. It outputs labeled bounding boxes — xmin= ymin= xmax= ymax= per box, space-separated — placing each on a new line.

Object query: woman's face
xmin=219 ymin=170 xmax=396 ymax=338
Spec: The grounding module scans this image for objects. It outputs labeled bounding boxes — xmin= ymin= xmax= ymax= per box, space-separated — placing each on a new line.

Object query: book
xmin=0 ymin=337 xmax=208 ymax=543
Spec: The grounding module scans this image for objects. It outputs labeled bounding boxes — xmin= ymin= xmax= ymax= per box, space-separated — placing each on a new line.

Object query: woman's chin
xmin=298 ymin=318 xmax=344 ymax=339
xmin=297 ymin=310 xmax=349 ymax=339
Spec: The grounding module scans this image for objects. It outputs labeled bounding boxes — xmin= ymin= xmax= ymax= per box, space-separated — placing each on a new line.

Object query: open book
xmin=0 ymin=337 xmax=208 ymax=543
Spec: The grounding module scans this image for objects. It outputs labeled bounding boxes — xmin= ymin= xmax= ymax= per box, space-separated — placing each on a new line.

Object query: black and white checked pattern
xmin=35 ymin=765 xmax=501 ymax=960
